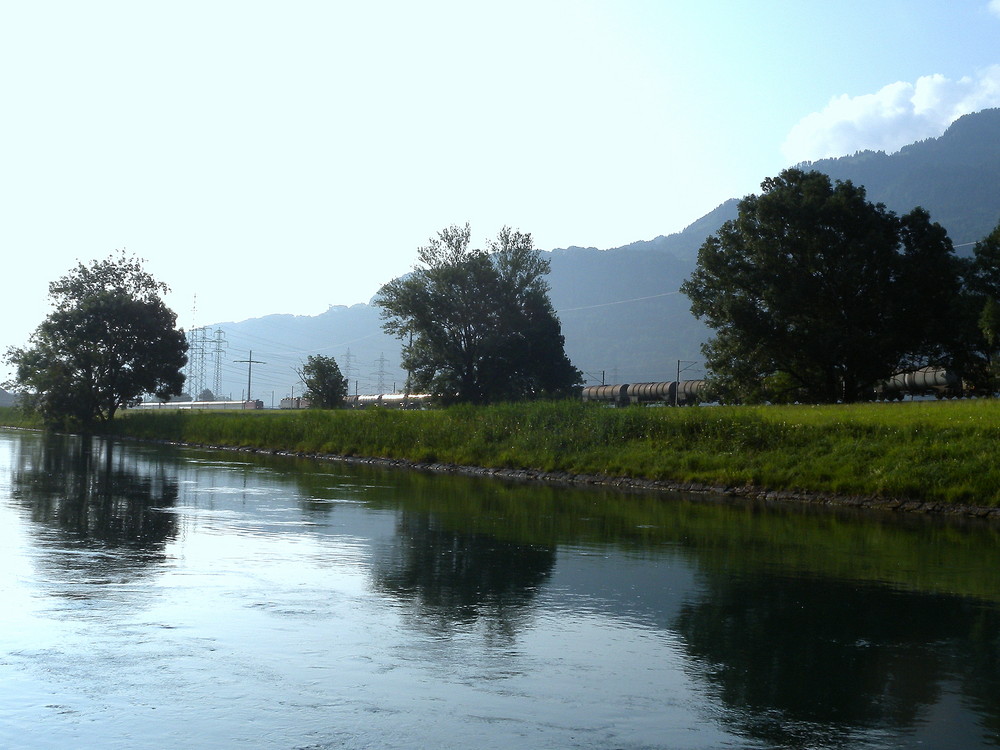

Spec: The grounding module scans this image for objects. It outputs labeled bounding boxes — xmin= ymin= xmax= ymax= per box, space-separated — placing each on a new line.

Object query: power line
xmin=559 ymin=290 xmax=681 ymax=313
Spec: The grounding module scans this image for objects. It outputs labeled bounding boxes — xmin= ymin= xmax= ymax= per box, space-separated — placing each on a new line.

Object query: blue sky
xmin=3 ymin=0 xmax=1000 ymax=383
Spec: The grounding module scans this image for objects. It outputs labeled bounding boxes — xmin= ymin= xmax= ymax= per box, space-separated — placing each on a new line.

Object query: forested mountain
xmin=206 ymin=108 xmax=1000 ymax=401
xmin=796 ymin=107 xmax=1000 ymax=247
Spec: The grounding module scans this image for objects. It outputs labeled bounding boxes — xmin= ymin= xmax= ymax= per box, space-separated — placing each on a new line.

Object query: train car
xmin=581 ymin=384 xmax=630 ymax=407
xmin=582 ymin=381 xmax=704 ymax=407
xmin=675 ymin=379 xmax=705 ymax=405
xmin=873 ymin=367 xmax=963 ymax=400
xmin=132 ymin=399 xmax=264 ymax=410
xmin=627 ymin=381 xmax=706 ymax=406
xmin=627 ymin=382 xmax=675 ymax=405
xmin=342 ymin=393 xmax=433 ymax=409
xmin=378 ymin=393 xmax=432 ymax=409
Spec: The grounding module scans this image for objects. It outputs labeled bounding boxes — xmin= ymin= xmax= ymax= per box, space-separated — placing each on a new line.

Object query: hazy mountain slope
xmin=201 ymin=305 xmax=405 ymax=403
xmin=206 ymin=109 xmax=1000 ymax=399
xmin=797 ymin=108 xmax=1000 ymax=248
xmin=546 ymin=245 xmax=711 ymax=383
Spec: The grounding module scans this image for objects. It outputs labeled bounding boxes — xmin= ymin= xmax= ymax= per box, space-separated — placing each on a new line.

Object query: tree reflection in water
xmin=372 ymin=511 xmax=555 ymax=639
xmin=676 ymin=571 xmax=1000 ymax=748
xmin=10 ymin=433 xmax=179 ymax=595
xmin=3 ymin=433 xmax=999 ymax=747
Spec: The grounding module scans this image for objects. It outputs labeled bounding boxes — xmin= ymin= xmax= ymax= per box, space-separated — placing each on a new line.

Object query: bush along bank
xmin=94 ymin=399 xmax=1000 ymax=515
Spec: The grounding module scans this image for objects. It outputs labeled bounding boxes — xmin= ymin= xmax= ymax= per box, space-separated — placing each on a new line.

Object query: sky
xmin=3 ymin=0 xmax=1000 ymax=385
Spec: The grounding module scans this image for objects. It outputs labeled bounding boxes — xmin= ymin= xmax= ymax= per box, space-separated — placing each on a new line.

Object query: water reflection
xmin=3 ymin=431 xmax=1000 ymax=748
xmin=373 ymin=511 xmax=554 ymax=638
xmin=677 ymin=572 xmax=1000 ymax=747
xmin=9 ymin=433 xmax=179 ymax=592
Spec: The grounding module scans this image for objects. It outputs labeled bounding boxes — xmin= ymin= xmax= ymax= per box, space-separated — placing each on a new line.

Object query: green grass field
xmin=37 ymin=398 xmax=990 ymax=508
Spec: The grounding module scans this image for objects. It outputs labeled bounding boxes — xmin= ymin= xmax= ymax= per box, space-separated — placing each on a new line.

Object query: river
xmin=1 ymin=428 xmax=998 ymax=749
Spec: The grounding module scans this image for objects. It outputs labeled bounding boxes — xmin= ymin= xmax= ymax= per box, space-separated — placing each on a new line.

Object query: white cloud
xmin=990 ymin=0 xmax=1000 ymax=19
xmin=781 ymin=65 xmax=1000 ymax=163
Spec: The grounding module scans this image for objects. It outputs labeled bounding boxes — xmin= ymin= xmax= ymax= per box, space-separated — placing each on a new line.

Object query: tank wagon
xmin=873 ymin=367 xmax=964 ymax=400
xmin=342 ymin=393 xmax=432 ymax=409
xmin=581 ymin=384 xmax=630 ymax=407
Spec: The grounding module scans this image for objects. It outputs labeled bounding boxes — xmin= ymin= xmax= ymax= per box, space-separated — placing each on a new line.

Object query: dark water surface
xmin=2 ymin=428 xmax=999 ymax=749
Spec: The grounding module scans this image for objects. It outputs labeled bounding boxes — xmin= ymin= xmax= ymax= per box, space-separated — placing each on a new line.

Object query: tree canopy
xmin=297 ymin=354 xmax=348 ymax=408
xmin=956 ymin=220 xmax=1000 ymax=392
xmin=375 ymin=224 xmax=581 ymax=404
xmin=680 ymin=169 xmax=962 ymax=403
xmin=4 ymin=253 xmax=188 ymax=428
xmin=968 ymin=221 xmax=1000 ymax=300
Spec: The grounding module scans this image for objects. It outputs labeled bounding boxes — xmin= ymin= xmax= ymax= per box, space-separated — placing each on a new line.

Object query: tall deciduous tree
xmin=680 ymin=169 xmax=961 ymax=403
xmin=960 ymin=221 xmax=1000 ymax=393
xmin=968 ymin=222 xmax=1000 ymax=299
xmin=297 ymin=354 xmax=348 ymax=408
xmin=4 ymin=253 xmax=188 ymax=428
xmin=376 ymin=224 xmax=581 ymax=404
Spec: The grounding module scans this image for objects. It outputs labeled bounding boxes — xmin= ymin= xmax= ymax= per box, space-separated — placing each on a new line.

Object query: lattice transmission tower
xmin=374 ymin=352 xmax=390 ymax=394
xmin=185 ymin=326 xmax=210 ymax=398
xmin=340 ymin=348 xmax=355 ymax=381
xmin=210 ymin=328 xmax=228 ymax=397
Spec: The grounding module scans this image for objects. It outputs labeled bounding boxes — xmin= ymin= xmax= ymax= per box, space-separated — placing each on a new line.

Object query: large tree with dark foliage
xmin=4 ymin=253 xmax=188 ymax=428
xmin=680 ymin=169 xmax=961 ymax=403
xmin=957 ymin=221 xmax=1000 ymax=392
xmin=297 ymin=354 xmax=348 ymax=408
xmin=376 ymin=224 xmax=581 ymax=404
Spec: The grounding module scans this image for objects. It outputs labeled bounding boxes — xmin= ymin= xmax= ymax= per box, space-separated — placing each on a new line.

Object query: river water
xmin=1 ymin=428 xmax=998 ymax=749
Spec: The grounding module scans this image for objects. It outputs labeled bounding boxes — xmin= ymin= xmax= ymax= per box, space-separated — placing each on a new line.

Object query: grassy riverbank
xmin=3 ymin=399 xmax=998 ymax=507
xmin=101 ymin=399 xmax=1000 ymax=507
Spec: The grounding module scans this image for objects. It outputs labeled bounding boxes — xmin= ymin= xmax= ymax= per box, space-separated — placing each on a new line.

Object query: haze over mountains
xmin=203 ymin=108 xmax=1000 ymax=403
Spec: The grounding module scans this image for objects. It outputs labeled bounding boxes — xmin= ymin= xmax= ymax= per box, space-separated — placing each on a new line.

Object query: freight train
xmin=582 ymin=381 xmax=705 ymax=407
xmin=278 ymin=394 xmax=433 ymax=409
xmin=132 ymin=399 xmax=265 ymax=410
xmin=342 ymin=393 xmax=432 ymax=409
xmin=582 ymin=367 xmax=966 ymax=406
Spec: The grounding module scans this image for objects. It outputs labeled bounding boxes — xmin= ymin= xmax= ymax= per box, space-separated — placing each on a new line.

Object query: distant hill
xmin=0 ymin=388 xmax=15 ymax=407
xmin=206 ymin=108 xmax=1000 ymax=399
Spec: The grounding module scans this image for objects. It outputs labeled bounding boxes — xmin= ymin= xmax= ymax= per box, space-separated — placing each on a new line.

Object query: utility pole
xmin=675 ymin=360 xmax=698 ymax=406
xmin=234 ymin=350 xmax=266 ymax=406
xmin=405 ymin=329 xmax=413 ymax=396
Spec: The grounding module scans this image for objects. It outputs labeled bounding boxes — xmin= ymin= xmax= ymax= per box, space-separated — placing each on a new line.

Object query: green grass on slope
xmin=98 ymin=398 xmax=1000 ymax=507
